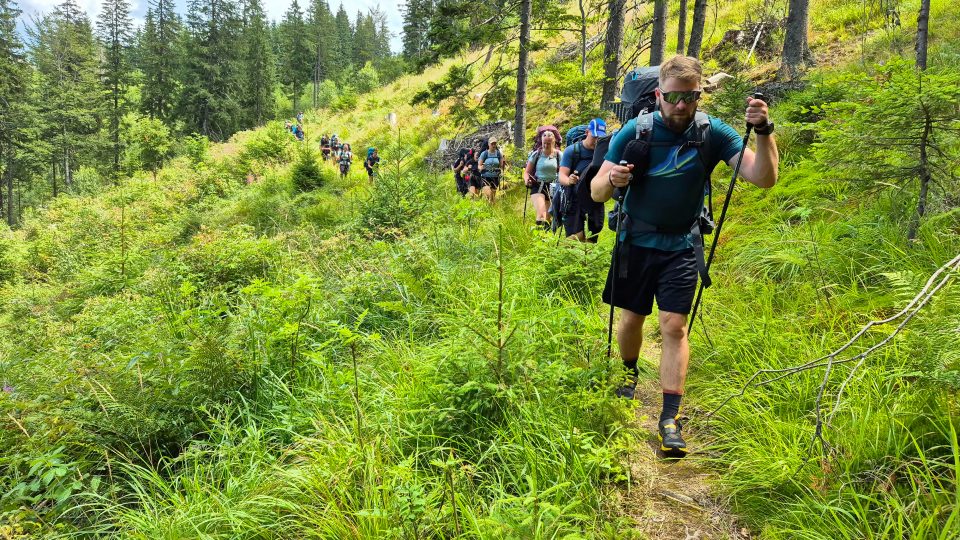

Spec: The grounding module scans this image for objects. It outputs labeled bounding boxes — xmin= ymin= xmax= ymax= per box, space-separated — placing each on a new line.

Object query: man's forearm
xmin=591 ymin=163 xmax=616 ymax=202
xmin=749 ymin=134 xmax=779 ymax=188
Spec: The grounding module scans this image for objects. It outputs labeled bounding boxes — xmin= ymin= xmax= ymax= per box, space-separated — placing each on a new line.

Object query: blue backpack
xmin=565 ymin=125 xmax=588 ymax=146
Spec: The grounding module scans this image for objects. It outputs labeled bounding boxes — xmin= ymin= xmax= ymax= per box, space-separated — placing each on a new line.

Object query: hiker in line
xmin=452 ymin=148 xmax=472 ymax=197
xmin=321 ymin=134 xmax=331 ymax=161
xmin=477 ymin=137 xmax=505 ymax=203
xmin=590 ymin=55 xmax=779 ymax=456
xmin=365 ymin=147 xmax=379 ymax=182
xmin=524 ymin=126 xmax=563 ymax=230
xmin=464 ymin=148 xmax=482 ymax=197
xmin=294 ymin=124 xmax=305 ymax=142
xmin=284 ymin=120 xmax=293 ymax=134
xmin=559 ymin=119 xmax=607 ymax=242
xmin=296 ymin=111 xmax=304 ymax=124
xmin=339 ymin=143 xmax=353 ymax=178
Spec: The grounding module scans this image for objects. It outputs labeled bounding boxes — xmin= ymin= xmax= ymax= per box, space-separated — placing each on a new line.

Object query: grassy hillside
xmin=1 ymin=1 xmax=959 ymax=538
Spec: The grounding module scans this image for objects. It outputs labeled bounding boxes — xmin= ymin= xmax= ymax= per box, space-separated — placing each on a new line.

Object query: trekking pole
xmin=688 ymin=92 xmax=764 ymax=334
xmin=607 ymin=163 xmax=630 ymax=359
xmin=523 ymin=185 xmax=529 ymax=221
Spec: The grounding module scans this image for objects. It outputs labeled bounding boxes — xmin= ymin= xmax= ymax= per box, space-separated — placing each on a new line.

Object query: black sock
xmin=535 ymin=220 xmax=545 ymax=229
xmin=622 ymin=358 xmax=639 ymax=376
xmin=660 ymin=392 xmax=682 ymax=422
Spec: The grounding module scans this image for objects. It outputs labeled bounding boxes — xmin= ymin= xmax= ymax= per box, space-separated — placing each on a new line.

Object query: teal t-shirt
xmin=479 ymin=149 xmax=503 ymax=178
xmin=527 ymin=149 xmax=561 ymax=183
xmin=604 ymin=112 xmax=743 ymax=251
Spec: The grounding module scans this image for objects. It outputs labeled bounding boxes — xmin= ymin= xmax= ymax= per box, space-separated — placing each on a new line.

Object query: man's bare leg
xmin=614 ymin=309 xmax=645 ymax=398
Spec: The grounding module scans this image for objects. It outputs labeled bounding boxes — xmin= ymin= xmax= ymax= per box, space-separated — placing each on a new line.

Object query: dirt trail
xmin=614 ymin=340 xmax=751 ymax=540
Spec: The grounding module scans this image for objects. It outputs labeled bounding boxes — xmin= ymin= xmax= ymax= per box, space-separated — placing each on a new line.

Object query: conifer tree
xmin=279 ymin=0 xmax=313 ymax=112
xmin=0 ymin=0 xmax=28 ymax=225
xmin=401 ymin=0 xmax=433 ymax=63
xmin=333 ymin=4 xmax=353 ymax=73
xmin=140 ymin=0 xmax=180 ymax=122
xmin=239 ymin=0 xmax=274 ymax=126
xmin=180 ymin=0 xmax=243 ymax=140
xmin=96 ymin=0 xmax=133 ymax=180
xmin=308 ymin=0 xmax=334 ymax=107
xmin=30 ymin=0 xmax=106 ymax=190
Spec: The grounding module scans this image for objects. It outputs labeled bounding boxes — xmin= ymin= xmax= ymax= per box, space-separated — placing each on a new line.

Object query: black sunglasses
xmin=659 ymin=89 xmax=702 ymax=104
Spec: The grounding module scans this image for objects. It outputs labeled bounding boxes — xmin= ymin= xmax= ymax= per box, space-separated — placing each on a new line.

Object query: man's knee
xmin=619 ymin=309 xmax=646 ymax=332
xmin=659 ymin=312 xmax=688 ymax=341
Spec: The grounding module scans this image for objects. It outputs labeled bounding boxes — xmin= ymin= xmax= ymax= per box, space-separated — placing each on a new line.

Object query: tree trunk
xmin=780 ymin=0 xmax=811 ymax=79
xmin=650 ymin=0 xmax=667 ymax=65
xmin=909 ymin=107 xmax=932 ymax=240
xmin=579 ymin=0 xmax=587 ymax=75
xmin=52 ymin=160 xmax=58 ymax=198
xmin=601 ymin=0 xmax=626 ymax=106
xmin=514 ymin=0 xmax=532 ymax=151
xmin=916 ymin=0 xmax=930 ymax=70
xmin=5 ymin=154 xmax=13 ymax=228
xmin=687 ymin=0 xmax=707 ymax=58
xmin=676 ymin=0 xmax=688 ymax=54
xmin=314 ymin=41 xmax=322 ymax=108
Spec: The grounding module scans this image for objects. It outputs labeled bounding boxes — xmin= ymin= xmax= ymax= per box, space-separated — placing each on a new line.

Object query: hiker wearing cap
xmin=559 ymin=118 xmax=606 ymax=242
xmin=365 ymin=147 xmax=380 ymax=182
xmin=524 ymin=126 xmax=563 ymax=230
xmin=477 ymin=138 xmax=505 ymax=203
xmin=590 ymin=55 xmax=779 ymax=457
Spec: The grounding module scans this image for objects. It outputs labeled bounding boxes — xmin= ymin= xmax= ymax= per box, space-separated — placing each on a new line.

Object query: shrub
xmin=291 ymin=146 xmax=324 ymax=192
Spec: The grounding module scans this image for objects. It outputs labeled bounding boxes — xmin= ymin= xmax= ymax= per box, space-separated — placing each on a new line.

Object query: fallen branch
xmin=705 ymin=252 xmax=960 ymax=457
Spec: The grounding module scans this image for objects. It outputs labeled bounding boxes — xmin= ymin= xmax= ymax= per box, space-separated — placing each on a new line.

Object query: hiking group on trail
xmin=447 ymin=55 xmax=780 ymax=457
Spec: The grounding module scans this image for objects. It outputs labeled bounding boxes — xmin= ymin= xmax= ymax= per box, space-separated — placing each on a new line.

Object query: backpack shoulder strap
xmin=634 ymin=112 xmax=656 ymax=140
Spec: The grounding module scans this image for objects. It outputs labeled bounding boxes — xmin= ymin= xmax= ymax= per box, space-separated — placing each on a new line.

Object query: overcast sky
xmin=16 ymin=0 xmax=405 ymax=53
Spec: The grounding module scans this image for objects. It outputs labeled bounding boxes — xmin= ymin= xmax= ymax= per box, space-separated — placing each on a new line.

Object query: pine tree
xmin=401 ymin=0 xmax=433 ymax=63
xmin=0 ymin=0 xmax=28 ymax=225
xmin=30 ymin=0 xmax=106 ymax=190
xmin=687 ymin=0 xmax=707 ymax=58
xmin=600 ymin=0 xmax=626 ymax=106
xmin=307 ymin=0 xmax=334 ymax=107
xmin=239 ymin=0 xmax=275 ymax=126
xmin=352 ymin=11 xmax=376 ymax=66
xmin=140 ymin=0 xmax=180 ymax=122
xmin=333 ymin=4 xmax=353 ymax=73
xmin=279 ymin=0 xmax=313 ymax=112
xmin=96 ymin=0 xmax=133 ymax=181
xmin=179 ymin=0 xmax=243 ymax=140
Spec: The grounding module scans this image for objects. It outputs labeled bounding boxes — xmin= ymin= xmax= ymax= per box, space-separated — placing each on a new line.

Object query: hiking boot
xmin=615 ymin=372 xmax=639 ymax=400
xmin=658 ymin=417 xmax=689 ymax=457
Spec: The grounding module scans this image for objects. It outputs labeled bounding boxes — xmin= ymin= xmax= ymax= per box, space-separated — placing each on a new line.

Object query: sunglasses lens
xmin=663 ymin=90 xmax=700 ymax=104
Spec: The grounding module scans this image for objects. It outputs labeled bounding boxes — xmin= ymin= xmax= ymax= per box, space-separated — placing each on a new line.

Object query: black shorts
xmin=455 ymin=174 xmax=469 ymax=195
xmin=482 ymin=175 xmax=501 ymax=190
xmin=465 ymin=174 xmax=482 ymax=190
xmin=602 ymin=246 xmax=697 ymax=316
xmin=528 ymin=180 xmax=551 ymax=197
xmin=564 ymin=199 xmax=604 ymax=238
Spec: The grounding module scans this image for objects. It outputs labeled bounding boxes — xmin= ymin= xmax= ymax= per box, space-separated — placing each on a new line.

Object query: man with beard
xmin=590 ymin=55 xmax=779 ymax=456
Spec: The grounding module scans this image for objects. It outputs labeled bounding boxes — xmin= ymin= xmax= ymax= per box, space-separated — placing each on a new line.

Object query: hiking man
xmin=559 ymin=119 xmax=607 ymax=242
xmin=477 ymin=137 xmax=505 ymax=203
xmin=524 ymin=126 xmax=563 ymax=231
xmin=590 ymin=55 xmax=779 ymax=456
xmin=365 ymin=147 xmax=380 ymax=182
xmin=296 ymin=111 xmax=304 ymax=124
xmin=339 ymin=143 xmax=353 ymax=178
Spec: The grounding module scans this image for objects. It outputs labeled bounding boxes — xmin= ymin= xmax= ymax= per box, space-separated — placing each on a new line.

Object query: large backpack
xmin=565 ymin=125 xmax=588 ymax=147
xmin=618 ymin=66 xmax=661 ymax=123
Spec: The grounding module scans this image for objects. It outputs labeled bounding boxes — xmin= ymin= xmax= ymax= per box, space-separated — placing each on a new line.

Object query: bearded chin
xmin=663 ymin=111 xmax=695 ymax=132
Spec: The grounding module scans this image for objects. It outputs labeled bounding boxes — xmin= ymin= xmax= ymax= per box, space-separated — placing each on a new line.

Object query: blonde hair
xmin=658 ymin=55 xmax=702 ymax=86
